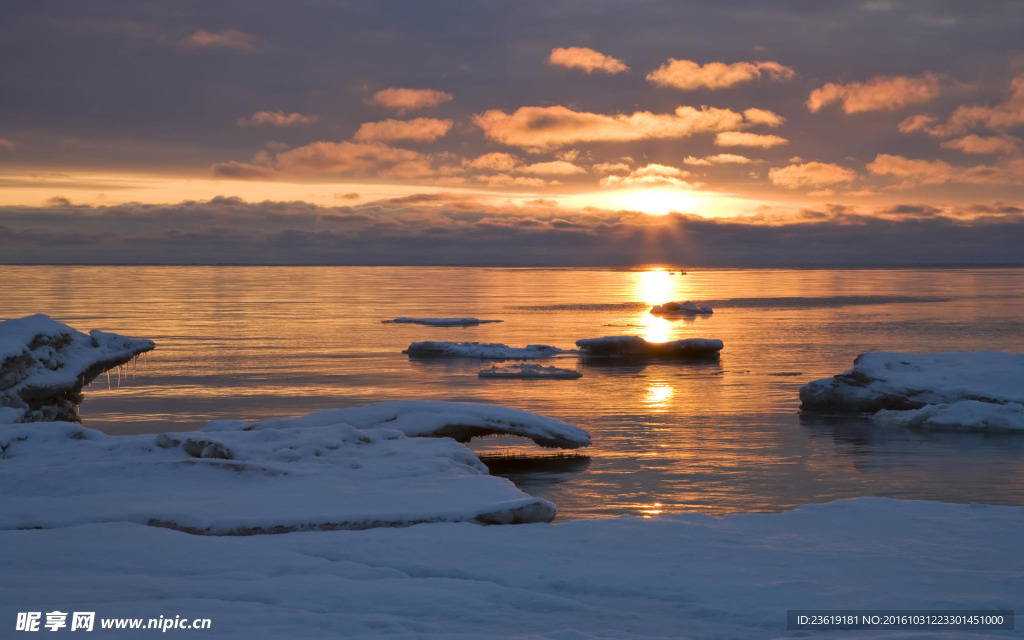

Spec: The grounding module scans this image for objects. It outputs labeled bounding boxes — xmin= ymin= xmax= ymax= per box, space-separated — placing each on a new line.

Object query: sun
xmin=606 ymin=189 xmax=701 ymax=216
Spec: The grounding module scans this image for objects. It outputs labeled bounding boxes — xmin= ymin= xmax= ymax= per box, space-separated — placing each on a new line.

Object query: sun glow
xmin=606 ymin=189 xmax=701 ymax=216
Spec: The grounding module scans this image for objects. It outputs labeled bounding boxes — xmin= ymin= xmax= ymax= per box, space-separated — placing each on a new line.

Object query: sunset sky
xmin=2 ymin=0 xmax=1024 ymax=264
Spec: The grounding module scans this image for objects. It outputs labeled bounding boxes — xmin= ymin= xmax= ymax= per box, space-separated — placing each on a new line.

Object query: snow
xmin=0 ymin=314 xmax=154 ymax=423
xmin=404 ymin=341 xmax=573 ymax=360
xmin=383 ymin=317 xmax=503 ymax=327
xmin=2 ymin=498 xmax=1020 ymax=639
xmin=798 ymin=350 xmax=1024 ymax=413
xmin=650 ymin=300 xmax=713 ymax=315
xmin=478 ymin=363 xmax=582 ymax=380
xmin=202 ymin=400 xmax=591 ymax=449
xmin=576 ymin=335 xmax=723 ymax=359
xmin=874 ymin=400 xmax=1024 ymax=432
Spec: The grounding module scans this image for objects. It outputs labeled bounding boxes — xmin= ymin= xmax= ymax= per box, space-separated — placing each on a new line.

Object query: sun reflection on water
xmin=644 ymin=383 xmax=675 ymax=409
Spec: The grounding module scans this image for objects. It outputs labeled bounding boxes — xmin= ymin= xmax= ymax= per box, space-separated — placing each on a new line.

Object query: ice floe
xmin=0 ymin=401 xmax=591 ymax=534
xmin=650 ymin=300 xmax=713 ymax=315
xmin=0 ymin=314 xmax=154 ymax=423
xmin=801 ymin=351 xmax=1024 ymax=432
xmin=1 ymin=498 xmax=1020 ymax=639
xmin=383 ymin=317 xmax=502 ymax=327
xmin=404 ymin=341 xmax=573 ymax=360
xmin=576 ymin=335 xmax=723 ymax=360
xmin=478 ymin=363 xmax=582 ymax=380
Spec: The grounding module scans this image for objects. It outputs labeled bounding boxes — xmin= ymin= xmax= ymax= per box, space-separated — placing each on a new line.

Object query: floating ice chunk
xmin=0 ymin=314 xmax=154 ymax=423
xmin=0 ymin=415 xmax=563 ymax=534
xmin=404 ymin=341 xmax=573 ymax=360
xmin=478 ymin=363 xmax=582 ymax=380
xmin=650 ymin=301 xmax=713 ymax=315
xmin=383 ymin=317 xmax=503 ymax=327
xmin=800 ymin=351 xmax=1024 ymax=414
xmin=874 ymin=400 xmax=1024 ymax=432
xmin=576 ymin=335 xmax=723 ymax=360
xmin=206 ymin=400 xmax=591 ymax=450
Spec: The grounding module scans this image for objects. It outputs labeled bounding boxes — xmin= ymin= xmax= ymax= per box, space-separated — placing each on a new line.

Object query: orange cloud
xmin=274 ymin=141 xmax=431 ymax=177
xmin=900 ymin=75 xmax=1024 ymax=137
xmin=516 ymin=161 xmax=587 ymax=176
xmin=807 ymin=73 xmax=942 ymax=113
xmin=353 ymin=118 xmax=453 ymax=142
xmin=867 ymin=153 xmax=1024 ymax=187
xmin=769 ymin=161 xmax=857 ymax=188
xmin=940 ymin=135 xmax=1020 ymax=155
xmin=473 ymin=105 xmax=747 ymax=151
xmin=237 ymin=111 xmax=318 ymax=127
xmin=368 ymin=88 xmax=453 ymax=114
xmin=480 ymin=174 xmax=549 ymax=188
xmin=683 ymin=154 xmax=753 ymax=165
xmin=715 ymin=131 xmax=788 ymax=148
xmin=465 ymin=152 xmax=520 ymax=171
xmin=599 ymin=163 xmax=692 ymax=188
xmin=646 ymin=59 xmax=795 ymax=90
xmin=548 ymin=47 xmax=629 ymax=74
xmin=0 ymin=138 xmax=16 ymax=151
xmin=592 ymin=162 xmax=631 ymax=174
xmin=742 ymin=108 xmax=785 ymax=127
xmin=179 ymin=28 xmax=258 ymax=51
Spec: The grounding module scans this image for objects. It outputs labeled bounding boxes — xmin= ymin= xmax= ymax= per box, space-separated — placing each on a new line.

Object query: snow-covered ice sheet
xmin=650 ymin=301 xmax=713 ymax=315
xmin=383 ymin=317 xmax=503 ymax=327
xmin=576 ymin=335 xmax=723 ymax=360
xmin=478 ymin=363 xmax=582 ymax=380
xmin=801 ymin=352 xmax=1024 ymax=432
xmin=404 ymin=341 xmax=574 ymax=360
xmin=0 ymin=401 xmax=598 ymax=534
xmin=1 ymin=499 xmax=1019 ymax=639
xmin=0 ymin=314 xmax=154 ymax=423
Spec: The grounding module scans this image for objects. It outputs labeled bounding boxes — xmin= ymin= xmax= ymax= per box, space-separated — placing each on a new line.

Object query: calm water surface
xmin=3 ymin=266 xmax=1024 ymax=518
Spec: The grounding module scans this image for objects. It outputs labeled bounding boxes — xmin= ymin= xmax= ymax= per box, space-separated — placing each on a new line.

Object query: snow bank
xmin=874 ymin=400 xmax=1024 ymax=432
xmin=404 ymin=341 xmax=572 ymax=359
xmin=1 ymin=499 xmax=1020 ymax=639
xmin=205 ymin=401 xmax=591 ymax=450
xmin=383 ymin=317 xmax=502 ymax=327
xmin=0 ymin=415 xmax=564 ymax=534
xmin=801 ymin=352 xmax=1024 ymax=417
xmin=0 ymin=314 xmax=154 ymax=423
xmin=650 ymin=300 xmax=713 ymax=315
xmin=478 ymin=363 xmax=582 ymax=380
xmin=576 ymin=335 xmax=723 ymax=360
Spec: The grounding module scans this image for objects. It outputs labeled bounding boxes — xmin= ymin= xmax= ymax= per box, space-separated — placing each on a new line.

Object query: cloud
xmin=237 ymin=111 xmax=319 ymax=127
xmin=683 ymin=154 xmax=753 ymax=165
xmin=807 ymin=73 xmax=942 ymax=113
xmin=547 ymin=47 xmax=629 ymax=74
xmin=742 ymin=108 xmax=785 ymax=127
xmin=0 ymin=138 xmax=16 ymax=151
xmin=210 ymin=161 xmax=276 ymax=179
xmin=479 ymin=174 xmax=549 ymax=188
xmin=769 ymin=161 xmax=857 ymax=188
xmin=270 ymin=141 xmax=433 ymax=178
xmin=646 ymin=59 xmax=795 ymax=90
xmin=900 ymin=75 xmax=1024 ymax=137
xmin=178 ymin=28 xmax=258 ymax=51
xmin=599 ymin=163 xmax=693 ymax=188
xmin=465 ymin=152 xmax=520 ymax=171
xmin=940 ymin=135 xmax=1021 ymax=155
xmin=593 ymin=162 xmax=632 ymax=174
xmin=516 ymin=161 xmax=587 ymax=176
xmin=867 ymin=153 xmax=1024 ymax=186
xmin=367 ymin=88 xmax=453 ymax=114
xmin=353 ymin=118 xmax=454 ymax=142
xmin=473 ymin=105 xmax=747 ymax=151
xmin=715 ymin=131 xmax=788 ymax=148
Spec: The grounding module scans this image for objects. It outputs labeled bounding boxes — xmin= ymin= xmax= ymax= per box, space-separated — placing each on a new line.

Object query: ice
xmin=383 ymin=317 xmax=503 ymax=327
xmin=650 ymin=300 xmax=713 ymax=315
xmin=874 ymin=400 xmax=1024 ymax=432
xmin=0 ymin=314 xmax=154 ymax=423
xmin=1 ymin=498 xmax=1020 ymax=639
xmin=800 ymin=352 xmax=1024 ymax=426
xmin=203 ymin=400 xmax=591 ymax=449
xmin=478 ymin=363 xmax=582 ymax=380
xmin=0 ymin=404 xmax=589 ymax=534
xmin=576 ymin=335 xmax=723 ymax=360
xmin=404 ymin=341 xmax=573 ymax=359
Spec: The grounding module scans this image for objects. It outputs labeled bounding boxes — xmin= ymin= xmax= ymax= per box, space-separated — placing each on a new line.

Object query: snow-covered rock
xmin=800 ymin=351 xmax=1024 ymax=414
xmin=0 ymin=405 xmax=590 ymax=534
xmin=1 ymin=499 xmax=1020 ymax=639
xmin=204 ymin=401 xmax=591 ymax=450
xmin=576 ymin=335 xmax=723 ymax=360
xmin=874 ymin=400 xmax=1024 ymax=432
xmin=0 ymin=314 xmax=154 ymax=423
xmin=478 ymin=363 xmax=582 ymax=380
xmin=383 ymin=317 xmax=503 ymax=327
xmin=404 ymin=341 xmax=572 ymax=359
xmin=650 ymin=300 xmax=713 ymax=315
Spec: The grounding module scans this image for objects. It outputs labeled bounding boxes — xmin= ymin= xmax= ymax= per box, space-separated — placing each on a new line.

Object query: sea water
xmin=3 ymin=265 xmax=1024 ymax=518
